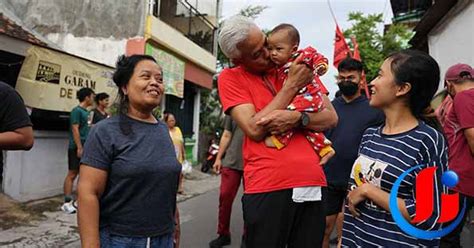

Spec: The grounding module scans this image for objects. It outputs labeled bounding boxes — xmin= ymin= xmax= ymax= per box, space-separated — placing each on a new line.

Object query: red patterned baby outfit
xmin=271 ymin=46 xmax=334 ymax=157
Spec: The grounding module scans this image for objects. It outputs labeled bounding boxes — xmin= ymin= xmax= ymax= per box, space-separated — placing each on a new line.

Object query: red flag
xmin=333 ymin=24 xmax=351 ymax=68
xmin=351 ymin=36 xmax=361 ymax=61
xmin=350 ymin=36 xmax=370 ymax=98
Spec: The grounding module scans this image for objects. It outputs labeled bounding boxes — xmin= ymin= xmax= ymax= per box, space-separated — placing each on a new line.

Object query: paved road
xmin=180 ymin=188 xmax=244 ymax=248
xmin=178 ymin=188 xmax=474 ymax=248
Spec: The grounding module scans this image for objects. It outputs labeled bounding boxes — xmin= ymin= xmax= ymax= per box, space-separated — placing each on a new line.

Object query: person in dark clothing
xmin=77 ymin=55 xmax=181 ymax=248
xmin=91 ymin=92 xmax=110 ymax=125
xmin=0 ymin=81 xmax=33 ymax=150
xmin=209 ymin=115 xmax=244 ymax=248
xmin=61 ymin=87 xmax=95 ymax=214
xmin=0 ymin=81 xmax=33 ymax=183
xmin=322 ymin=58 xmax=384 ymax=247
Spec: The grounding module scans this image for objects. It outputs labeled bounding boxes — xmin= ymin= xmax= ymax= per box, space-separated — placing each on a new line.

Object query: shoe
xmin=61 ymin=201 xmax=77 ymax=214
xmin=209 ymin=235 xmax=231 ymax=248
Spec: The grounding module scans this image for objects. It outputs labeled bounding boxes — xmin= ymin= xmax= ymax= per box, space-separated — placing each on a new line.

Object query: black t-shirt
xmin=81 ymin=115 xmax=181 ymax=237
xmin=323 ymin=95 xmax=384 ymax=187
xmin=91 ymin=108 xmax=108 ymax=124
xmin=0 ymin=81 xmax=32 ymax=167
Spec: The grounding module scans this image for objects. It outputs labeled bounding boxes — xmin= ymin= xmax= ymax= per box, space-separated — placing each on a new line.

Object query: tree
xmin=343 ymin=12 xmax=413 ymax=81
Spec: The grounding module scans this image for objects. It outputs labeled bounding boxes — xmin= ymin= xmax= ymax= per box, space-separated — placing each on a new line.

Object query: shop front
xmin=3 ymin=45 xmax=115 ymax=201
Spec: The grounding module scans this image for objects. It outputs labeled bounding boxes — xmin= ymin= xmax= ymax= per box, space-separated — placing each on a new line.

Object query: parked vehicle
xmin=201 ymin=132 xmax=220 ymax=173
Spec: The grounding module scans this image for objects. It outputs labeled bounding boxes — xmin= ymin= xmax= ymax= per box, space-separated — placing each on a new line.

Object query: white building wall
xmin=428 ymin=1 xmax=474 ymax=91
xmin=45 ymin=33 xmax=129 ymax=67
xmin=3 ymin=131 xmax=69 ymax=202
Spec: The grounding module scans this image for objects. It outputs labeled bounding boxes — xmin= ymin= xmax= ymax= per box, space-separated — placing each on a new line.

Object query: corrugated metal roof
xmin=0 ymin=13 xmax=48 ymax=47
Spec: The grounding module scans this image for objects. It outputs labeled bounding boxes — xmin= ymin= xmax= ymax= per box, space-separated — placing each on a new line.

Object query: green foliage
xmin=343 ymin=12 xmax=413 ymax=81
xmin=199 ymin=78 xmax=222 ymax=135
xmin=200 ymin=5 xmax=268 ymax=135
xmin=239 ymin=5 xmax=268 ymax=19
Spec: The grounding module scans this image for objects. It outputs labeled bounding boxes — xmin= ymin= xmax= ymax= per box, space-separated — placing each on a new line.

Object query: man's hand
xmin=213 ymin=159 xmax=223 ymax=174
xmin=77 ymin=147 xmax=83 ymax=158
xmin=256 ymin=110 xmax=300 ymax=135
xmin=284 ymin=54 xmax=313 ymax=91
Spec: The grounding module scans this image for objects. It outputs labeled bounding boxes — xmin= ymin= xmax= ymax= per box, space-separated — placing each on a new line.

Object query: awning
xmin=15 ymin=46 xmax=117 ymax=112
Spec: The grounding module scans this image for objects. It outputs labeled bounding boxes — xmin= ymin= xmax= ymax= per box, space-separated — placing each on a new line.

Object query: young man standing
xmin=91 ymin=92 xmax=110 ymax=125
xmin=61 ymin=87 xmax=95 ymax=214
xmin=209 ymin=115 xmax=244 ymax=248
xmin=322 ymin=58 xmax=384 ymax=247
xmin=440 ymin=64 xmax=474 ymax=248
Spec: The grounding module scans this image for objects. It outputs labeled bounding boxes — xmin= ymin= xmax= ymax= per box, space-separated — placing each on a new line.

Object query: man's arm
xmin=72 ymin=124 xmax=83 ymax=157
xmin=255 ymin=94 xmax=338 ymax=135
xmin=213 ymin=130 xmax=232 ymax=174
xmin=0 ymin=85 xmax=33 ymax=150
xmin=464 ymin=128 xmax=474 ymax=155
xmin=306 ymin=95 xmax=338 ymax=131
xmin=230 ymin=86 xmax=299 ymax=141
xmin=0 ymin=126 xmax=33 ymax=150
xmin=229 ymin=56 xmax=313 ymax=141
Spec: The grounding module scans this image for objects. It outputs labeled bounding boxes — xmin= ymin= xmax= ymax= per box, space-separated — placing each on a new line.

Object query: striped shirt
xmin=342 ymin=122 xmax=449 ymax=247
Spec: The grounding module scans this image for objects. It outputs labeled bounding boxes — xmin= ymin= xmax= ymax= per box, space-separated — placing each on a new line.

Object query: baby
xmin=266 ymin=23 xmax=335 ymax=161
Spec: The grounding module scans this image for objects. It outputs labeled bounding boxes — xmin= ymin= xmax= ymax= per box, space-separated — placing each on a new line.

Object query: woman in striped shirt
xmin=341 ymin=50 xmax=449 ymax=247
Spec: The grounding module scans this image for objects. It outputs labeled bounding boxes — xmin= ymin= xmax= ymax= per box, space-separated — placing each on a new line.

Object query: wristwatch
xmin=299 ymin=112 xmax=310 ymax=128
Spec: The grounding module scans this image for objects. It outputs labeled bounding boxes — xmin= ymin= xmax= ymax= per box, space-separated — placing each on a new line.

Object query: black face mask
xmin=337 ymin=80 xmax=359 ymax=97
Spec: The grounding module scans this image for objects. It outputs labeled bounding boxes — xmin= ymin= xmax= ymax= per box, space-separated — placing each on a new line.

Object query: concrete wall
xmin=147 ymin=16 xmax=216 ymax=73
xmin=1 ymin=0 xmax=147 ymax=67
xmin=428 ymin=1 xmax=473 ymax=91
xmin=3 ymin=131 xmax=69 ymax=202
xmin=44 ymin=33 xmax=129 ymax=67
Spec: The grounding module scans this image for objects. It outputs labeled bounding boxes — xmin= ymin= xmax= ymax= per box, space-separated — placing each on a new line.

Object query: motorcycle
xmin=201 ymin=132 xmax=220 ymax=173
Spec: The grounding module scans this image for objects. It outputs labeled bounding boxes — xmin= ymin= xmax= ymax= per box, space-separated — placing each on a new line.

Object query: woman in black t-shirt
xmin=78 ymin=55 xmax=181 ymax=248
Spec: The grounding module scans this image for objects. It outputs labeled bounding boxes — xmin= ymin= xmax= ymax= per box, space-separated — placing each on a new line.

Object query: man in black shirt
xmin=91 ymin=92 xmax=110 ymax=125
xmin=0 ymin=81 xmax=34 ymax=181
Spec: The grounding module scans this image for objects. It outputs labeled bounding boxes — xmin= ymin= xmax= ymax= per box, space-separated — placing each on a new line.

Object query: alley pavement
xmin=0 ymin=169 xmax=220 ymax=247
xmin=1 ymin=170 xmax=473 ymax=247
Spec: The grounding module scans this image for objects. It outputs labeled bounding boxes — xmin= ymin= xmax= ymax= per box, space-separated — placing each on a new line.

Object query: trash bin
xmin=184 ymin=137 xmax=196 ymax=163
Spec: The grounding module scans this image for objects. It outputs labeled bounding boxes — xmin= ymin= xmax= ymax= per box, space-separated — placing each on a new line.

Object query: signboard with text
xmin=16 ymin=46 xmax=117 ymax=112
xmin=145 ymin=43 xmax=185 ymax=98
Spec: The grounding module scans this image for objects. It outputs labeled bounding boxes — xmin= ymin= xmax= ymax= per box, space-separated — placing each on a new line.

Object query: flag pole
xmin=327 ymin=0 xmax=338 ymax=25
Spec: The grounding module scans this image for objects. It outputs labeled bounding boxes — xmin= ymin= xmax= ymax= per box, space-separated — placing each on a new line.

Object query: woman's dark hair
xmin=113 ymin=54 xmax=157 ymax=135
xmin=387 ymin=49 xmax=442 ymax=131
xmin=94 ymin=92 xmax=109 ymax=104
xmin=163 ymin=111 xmax=175 ymax=122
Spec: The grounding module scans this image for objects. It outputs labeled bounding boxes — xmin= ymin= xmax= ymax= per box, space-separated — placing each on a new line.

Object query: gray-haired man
xmin=217 ymin=16 xmax=338 ymax=247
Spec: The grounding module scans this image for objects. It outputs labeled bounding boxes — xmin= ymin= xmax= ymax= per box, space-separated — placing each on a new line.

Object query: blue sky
xmin=221 ymin=0 xmax=393 ymax=97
